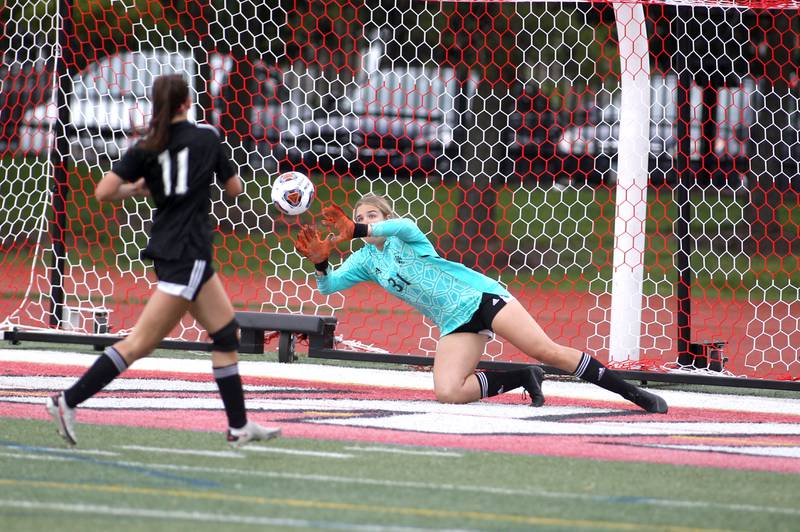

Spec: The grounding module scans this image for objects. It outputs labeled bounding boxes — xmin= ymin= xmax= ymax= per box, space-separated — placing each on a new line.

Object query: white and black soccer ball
xmin=270 ymin=171 xmax=315 ymax=216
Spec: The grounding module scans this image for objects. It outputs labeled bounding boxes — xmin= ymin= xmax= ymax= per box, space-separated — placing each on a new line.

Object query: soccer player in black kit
xmin=46 ymin=74 xmax=281 ymax=447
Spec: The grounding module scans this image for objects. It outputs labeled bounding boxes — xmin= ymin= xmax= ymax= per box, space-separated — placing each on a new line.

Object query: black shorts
xmin=447 ymin=292 xmax=512 ymax=338
xmin=153 ymin=258 xmax=215 ymax=301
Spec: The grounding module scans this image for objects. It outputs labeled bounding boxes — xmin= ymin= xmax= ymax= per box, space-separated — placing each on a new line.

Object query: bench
xmin=235 ymin=311 xmax=337 ymax=362
xmin=3 ymin=311 xmax=337 ymax=364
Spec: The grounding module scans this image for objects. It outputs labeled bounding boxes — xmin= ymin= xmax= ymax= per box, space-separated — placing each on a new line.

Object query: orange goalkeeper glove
xmin=321 ymin=204 xmax=368 ymax=243
xmin=295 ymin=225 xmax=334 ymax=272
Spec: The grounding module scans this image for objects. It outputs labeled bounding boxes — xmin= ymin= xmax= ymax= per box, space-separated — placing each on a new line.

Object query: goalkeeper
xmin=295 ymin=193 xmax=667 ymax=413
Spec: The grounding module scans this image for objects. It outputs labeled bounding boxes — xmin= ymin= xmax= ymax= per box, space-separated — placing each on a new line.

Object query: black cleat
xmin=630 ymin=388 xmax=668 ymax=414
xmin=522 ymin=366 xmax=546 ymax=407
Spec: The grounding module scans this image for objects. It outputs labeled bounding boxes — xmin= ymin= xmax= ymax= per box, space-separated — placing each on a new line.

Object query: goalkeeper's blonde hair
xmin=353 ymin=193 xmax=396 ymax=220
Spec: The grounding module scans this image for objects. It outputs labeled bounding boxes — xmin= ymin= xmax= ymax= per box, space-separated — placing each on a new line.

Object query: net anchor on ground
xmin=677 ymin=341 xmax=728 ymax=372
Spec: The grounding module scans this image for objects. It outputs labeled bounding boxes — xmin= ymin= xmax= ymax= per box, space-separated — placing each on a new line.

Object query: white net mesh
xmin=1 ymin=1 xmax=797 ymax=379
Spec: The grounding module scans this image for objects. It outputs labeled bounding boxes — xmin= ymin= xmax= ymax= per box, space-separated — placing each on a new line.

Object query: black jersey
xmin=111 ymin=121 xmax=236 ymax=261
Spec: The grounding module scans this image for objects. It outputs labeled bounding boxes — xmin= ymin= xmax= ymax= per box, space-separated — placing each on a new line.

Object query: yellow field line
xmin=0 ymin=390 xmax=49 ymax=397
xmin=0 ymin=478 xmax=734 ymax=532
xmin=672 ymin=435 xmax=800 ymax=446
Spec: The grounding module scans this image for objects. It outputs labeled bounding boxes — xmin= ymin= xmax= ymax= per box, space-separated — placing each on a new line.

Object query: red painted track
xmin=3 ymin=361 xmax=800 ymax=474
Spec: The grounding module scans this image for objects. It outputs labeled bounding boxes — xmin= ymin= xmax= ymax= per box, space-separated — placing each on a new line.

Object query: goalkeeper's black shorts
xmin=447 ymin=292 xmax=513 ymax=338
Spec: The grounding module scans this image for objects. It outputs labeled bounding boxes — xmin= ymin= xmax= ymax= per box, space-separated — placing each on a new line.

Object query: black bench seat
xmin=234 ymin=311 xmax=337 ymax=361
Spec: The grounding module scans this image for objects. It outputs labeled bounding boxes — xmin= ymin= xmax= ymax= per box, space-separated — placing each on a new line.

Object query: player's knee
xmin=435 ymin=383 xmax=469 ymax=404
xmin=210 ymin=319 xmax=240 ymax=352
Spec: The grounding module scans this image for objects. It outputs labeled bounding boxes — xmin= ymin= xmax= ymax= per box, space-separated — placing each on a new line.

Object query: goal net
xmin=0 ymin=0 xmax=797 ymax=380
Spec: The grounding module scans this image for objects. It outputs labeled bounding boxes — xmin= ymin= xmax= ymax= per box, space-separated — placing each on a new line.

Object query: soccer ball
xmin=270 ymin=172 xmax=315 ymax=216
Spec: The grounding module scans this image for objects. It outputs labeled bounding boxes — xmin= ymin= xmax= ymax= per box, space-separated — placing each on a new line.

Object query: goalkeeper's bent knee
xmin=211 ymin=319 xmax=240 ymax=352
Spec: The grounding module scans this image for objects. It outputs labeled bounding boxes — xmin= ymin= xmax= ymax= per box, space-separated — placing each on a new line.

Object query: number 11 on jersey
xmin=158 ymin=147 xmax=189 ymax=196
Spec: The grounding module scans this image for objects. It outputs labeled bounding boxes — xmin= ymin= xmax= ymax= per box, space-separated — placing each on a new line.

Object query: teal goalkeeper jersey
xmin=314 ymin=218 xmax=511 ymax=335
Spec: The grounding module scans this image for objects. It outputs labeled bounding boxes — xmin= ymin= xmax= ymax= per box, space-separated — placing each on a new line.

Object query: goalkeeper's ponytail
xmin=139 ymin=74 xmax=189 ymax=152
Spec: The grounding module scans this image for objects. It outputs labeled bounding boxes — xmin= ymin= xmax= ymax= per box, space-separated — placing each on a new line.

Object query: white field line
xmin=0 ymin=442 xmax=118 ymax=457
xmin=343 ymin=446 xmax=463 ymax=457
xmin=0 ymin=499 xmax=477 ymax=532
xmin=118 ymin=445 xmax=244 ymax=459
xmin=2 ymin=348 xmax=800 ymax=416
xmin=638 ymin=443 xmax=800 ymax=459
xmin=0 ymin=349 xmax=432 ymax=390
xmin=241 ymin=447 xmax=353 ymax=459
xmin=0 ymin=451 xmax=79 ymax=463
xmin=3 ymin=445 xmax=119 ymax=457
xmin=1 ymin=450 xmax=799 ymax=518
xmin=0 ymin=375 xmax=302 ymax=392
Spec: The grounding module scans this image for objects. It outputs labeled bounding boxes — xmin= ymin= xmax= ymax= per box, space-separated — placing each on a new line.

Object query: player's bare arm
xmin=95 ymin=172 xmax=149 ymax=202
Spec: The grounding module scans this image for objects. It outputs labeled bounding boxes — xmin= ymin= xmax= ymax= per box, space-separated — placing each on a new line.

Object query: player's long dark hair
xmin=139 ymin=74 xmax=189 ymax=152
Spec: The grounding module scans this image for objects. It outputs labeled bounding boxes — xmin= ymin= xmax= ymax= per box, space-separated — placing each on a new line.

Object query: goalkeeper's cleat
xmin=46 ymin=392 xmax=77 ymax=445
xmin=227 ymin=421 xmax=281 ymax=448
xmin=521 ymin=366 xmax=546 ymax=407
xmin=629 ymin=388 xmax=669 ymax=414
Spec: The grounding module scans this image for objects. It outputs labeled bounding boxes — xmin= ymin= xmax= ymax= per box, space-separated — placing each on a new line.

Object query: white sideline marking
xmin=0 ymin=499 xmax=474 ymax=532
xmin=0 ymin=451 xmax=75 ymax=463
xmin=0 ymin=349 xmax=433 ymax=389
xmin=1 ymin=385 xmax=607 ymax=418
xmin=63 ymin=448 xmax=119 ymax=457
xmin=640 ymin=443 xmax=800 ymax=459
xmin=344 ymin=446 xmax=463 ymax=457
xmin=2 ymin=348 xmax=800 ymax=416
xmin=313 ymin=413 xmax=800 ymax=436
xmin=11 ymin=446 xmax=119 ymax=457
xmin=6 ymin=393 xmax=800 ymax=437
xmin=118 ymin=445 xmax=244 ymax=459
xmin=2 ymin=451 xmax=800 ymax=518
xmin=242 ymin=447 xmax=353 ymax=459
xmin=0 ymin=375 xmax=300 ymax=392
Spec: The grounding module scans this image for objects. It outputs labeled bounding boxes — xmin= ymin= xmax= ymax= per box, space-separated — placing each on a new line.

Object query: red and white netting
xmin=1 ymin=1 xmax=797 ymax=379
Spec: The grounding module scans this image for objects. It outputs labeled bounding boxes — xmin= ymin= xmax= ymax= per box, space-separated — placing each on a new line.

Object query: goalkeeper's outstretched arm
xmin=294 ymin=224 xmax=371 ymax=295
xmin=322 ymin=205 xmax=428 ymax=245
